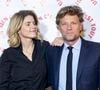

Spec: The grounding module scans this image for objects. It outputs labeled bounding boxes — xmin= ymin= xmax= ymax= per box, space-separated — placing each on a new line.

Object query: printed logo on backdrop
xmin=0 ymin=17 xmax=8 ymax=28
xmin=32 ymin=0 xmax=65 ymax=42
xmin=75 ymin=0 xmax=98 ymax=6
xmin=6 ymin=0 xmax=11 ymax=6
xmin=0 ymin=0 xmax=99 ymax=55
xmin=0 ymin=16 xmax=9 ymax=55
xmin=0 ymin=0 xmax=66 ymax=55
xmin=74 ymin=0 xmax=98 ymax=40
xmin=83 ymin=13 xmax=96 ymax=40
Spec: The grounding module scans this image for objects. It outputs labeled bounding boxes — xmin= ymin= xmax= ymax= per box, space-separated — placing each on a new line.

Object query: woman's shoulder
xmin=1 ymin=47 xmax=19 ymax=59
xmin=3 ymin=47 xmax=18 ymax=54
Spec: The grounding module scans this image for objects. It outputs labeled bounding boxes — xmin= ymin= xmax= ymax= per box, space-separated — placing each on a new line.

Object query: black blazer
xmin=0 ymin=40 xmax=49 ymax=90
xmin=46 ymin=38 xmax=100 ymax=90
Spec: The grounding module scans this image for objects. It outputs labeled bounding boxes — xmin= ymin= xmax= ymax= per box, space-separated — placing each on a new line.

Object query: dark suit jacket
xmin=46 ymin=38 xmax=100 ymax=90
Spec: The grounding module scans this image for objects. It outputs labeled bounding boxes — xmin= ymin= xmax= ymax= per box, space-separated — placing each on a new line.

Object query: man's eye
xmin=71 ymin=22 xmax=77 ymax=24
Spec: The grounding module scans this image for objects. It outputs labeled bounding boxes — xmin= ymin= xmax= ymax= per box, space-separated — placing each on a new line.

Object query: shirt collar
xmin=64 ymin=38 xmax=81 ymax=50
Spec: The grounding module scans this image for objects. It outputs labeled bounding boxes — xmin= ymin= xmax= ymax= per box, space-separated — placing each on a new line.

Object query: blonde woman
xmin=0 ymin=10 xmax=56 ymax=90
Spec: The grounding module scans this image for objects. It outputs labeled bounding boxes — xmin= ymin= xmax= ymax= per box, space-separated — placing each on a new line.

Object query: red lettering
xmin=90 ymin=0 xmax=97 ymax=5
xmin=56 ymin=0 xmax=63 ymax=6
xmin=0 ymin=17 xmax=8 ymax=28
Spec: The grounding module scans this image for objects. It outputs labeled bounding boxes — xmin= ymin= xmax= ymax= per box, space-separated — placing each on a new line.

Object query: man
xmin=46 ymin=5 xmax=100 ymax=90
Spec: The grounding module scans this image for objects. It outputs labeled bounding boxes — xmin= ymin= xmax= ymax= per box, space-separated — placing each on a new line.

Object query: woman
xmin=0 ymin=10 xmax=53 ymax=90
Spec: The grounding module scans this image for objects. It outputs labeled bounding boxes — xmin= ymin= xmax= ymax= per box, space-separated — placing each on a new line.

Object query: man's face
xmin=58 ymin=15 xmax=82 ymax=44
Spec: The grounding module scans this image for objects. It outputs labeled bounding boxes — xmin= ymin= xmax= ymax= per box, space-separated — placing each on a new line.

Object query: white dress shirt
xmin=58 ymin=38 xmax=81 ymax=90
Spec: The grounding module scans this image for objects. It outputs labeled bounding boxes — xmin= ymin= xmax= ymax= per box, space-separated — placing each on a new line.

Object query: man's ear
xmin=80 ymin=23 xmax=84 ymax=37
xmin=80 ymin=23 xmax=83 ymax=31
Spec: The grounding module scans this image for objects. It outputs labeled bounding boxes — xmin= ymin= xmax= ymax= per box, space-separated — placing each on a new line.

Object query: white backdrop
xmin=0 ymin=0 xmax=100 ymax=55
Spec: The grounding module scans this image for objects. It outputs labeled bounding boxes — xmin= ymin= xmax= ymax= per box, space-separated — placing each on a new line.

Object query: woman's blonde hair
xmin=7 ymin=10 xmax=39 ymax=47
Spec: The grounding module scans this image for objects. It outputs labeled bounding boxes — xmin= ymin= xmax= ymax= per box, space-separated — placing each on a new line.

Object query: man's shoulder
xmin=84 ymin=39 xmax=100 ymax=46
xmin=82 ymin=39 xmax=100 ymax=50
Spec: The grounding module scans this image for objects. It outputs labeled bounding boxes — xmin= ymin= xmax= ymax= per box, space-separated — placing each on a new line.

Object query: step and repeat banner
xmin=0 ymin=0 xmax=100 ymax=55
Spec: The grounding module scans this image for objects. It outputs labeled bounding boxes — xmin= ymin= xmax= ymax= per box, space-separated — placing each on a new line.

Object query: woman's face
xmin=19 ymin=15 xmax=38 ymax=40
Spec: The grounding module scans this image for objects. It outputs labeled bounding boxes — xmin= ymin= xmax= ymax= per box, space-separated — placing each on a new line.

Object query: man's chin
xmin=64 ymin=37 xmax=79 ymax=42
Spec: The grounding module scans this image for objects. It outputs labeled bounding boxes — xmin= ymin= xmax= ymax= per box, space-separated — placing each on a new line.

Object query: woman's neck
xmin=22 ymin=40 xmax=34 ymax=50
xmin=21 ymin=39 xmax=35 ymax=61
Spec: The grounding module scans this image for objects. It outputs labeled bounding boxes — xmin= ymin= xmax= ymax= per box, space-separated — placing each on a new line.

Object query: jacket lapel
xmin=55 ymin=45 xmax=64 ymax=90
xmin=76 ymin=39 xmax=89 ymax=84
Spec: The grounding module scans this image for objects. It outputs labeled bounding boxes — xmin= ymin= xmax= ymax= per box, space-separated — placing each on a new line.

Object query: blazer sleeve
xmin=0 ymin=50 xmax=12 ymax=90
xmin=98 ymin=57 xmax=100 ymax=89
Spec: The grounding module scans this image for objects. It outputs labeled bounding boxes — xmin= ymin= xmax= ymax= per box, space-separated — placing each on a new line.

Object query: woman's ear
xmin=18 ymin=30 xmax=21 ymax=35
